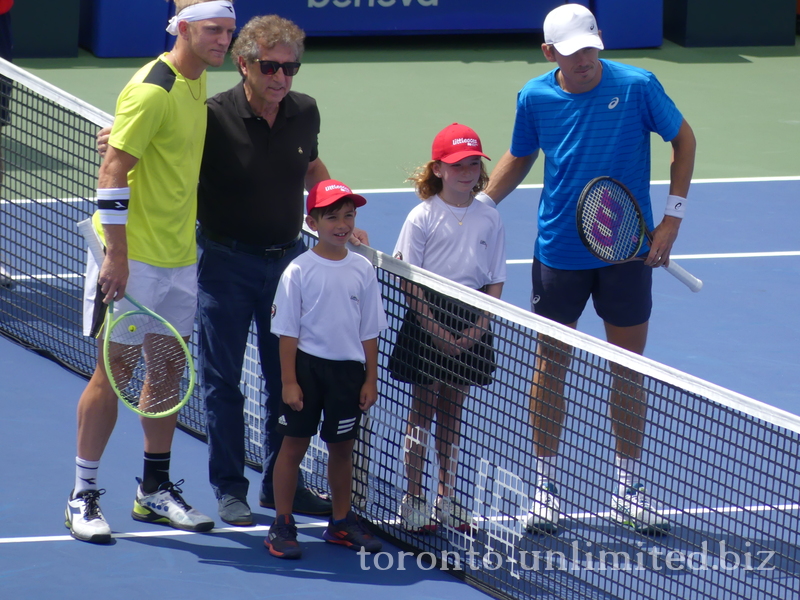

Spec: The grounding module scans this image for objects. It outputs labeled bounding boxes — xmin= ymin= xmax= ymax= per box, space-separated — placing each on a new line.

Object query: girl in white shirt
xmin=389 ymin=123 xmax=506 ymax=533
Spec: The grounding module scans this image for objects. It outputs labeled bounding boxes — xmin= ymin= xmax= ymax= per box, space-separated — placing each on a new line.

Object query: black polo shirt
xmin=198 ymin=82 xmax=321 ymax=246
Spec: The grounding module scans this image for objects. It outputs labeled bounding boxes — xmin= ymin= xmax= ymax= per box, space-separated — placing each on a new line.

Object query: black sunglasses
xmin=254 ymin=60 xmax=301 ymax=77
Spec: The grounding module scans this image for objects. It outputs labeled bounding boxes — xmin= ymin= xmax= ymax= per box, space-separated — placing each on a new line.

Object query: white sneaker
xmin=434 ymin=496 xmax=476 ymax=533
xmin=132 ymin=479 xmax=214 ymax=532
xmin=352 ymin=493 xmax=368 ymax=512
xmin=0 ymin=265 xmax=14 ymax=290
xmin=526 ymin=483 xmax=560 ymax=535
xmin=611 ymin=483 xmax=670 ymax=535
xmin=65 ymin=489 xmax=112 ymax=544
xmin=399 ymin=494 xmax=435 ymax=533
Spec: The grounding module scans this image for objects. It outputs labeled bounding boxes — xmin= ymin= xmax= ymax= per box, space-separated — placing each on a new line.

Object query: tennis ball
xmin=128 ymin=324 xmax=137 ymax=332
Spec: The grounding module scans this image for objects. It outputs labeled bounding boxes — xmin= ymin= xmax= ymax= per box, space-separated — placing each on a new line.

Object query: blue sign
xmin=233 ymin=0 xmax=571 ymax=35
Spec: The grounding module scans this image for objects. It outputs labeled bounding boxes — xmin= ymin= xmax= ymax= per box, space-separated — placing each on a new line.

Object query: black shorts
xmin=531 ymin=259 xmax=652 ymax=327
xmin=277 ymin=350 xmax=365 ymax=443
xmin=389 ymin=289 xmax=496 ymax=387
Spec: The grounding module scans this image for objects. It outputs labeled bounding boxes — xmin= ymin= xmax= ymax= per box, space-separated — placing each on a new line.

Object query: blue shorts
xmin=530 ymin=259 xmax=652 ymax=327
xmin=277 ymin=350 xmax=365 ymax=443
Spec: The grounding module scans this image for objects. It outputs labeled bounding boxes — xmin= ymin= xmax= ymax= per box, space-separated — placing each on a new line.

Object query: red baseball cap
xmin=431 ymin=123 xmax=491 ymax=164
xmin=307 ymin=179 xmax=367 ymax=214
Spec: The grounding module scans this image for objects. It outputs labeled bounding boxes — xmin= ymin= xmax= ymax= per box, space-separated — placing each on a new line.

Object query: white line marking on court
xmin=0 ymin=197 xmax=92 ymax=204
xmin=7 ymin=273 xmax=84 ymax=281
xmin=507 ymin=251 xmax=800 ymax=265
xmin=368 ymin=501 xmax=800 ymax=529
xmin=2 ymin=176 xmax=799 ymax=205
xmin=3 ymin=501 xmax=797 ymax=545
xmin=0 ymin=521 xmax=328 ymax=544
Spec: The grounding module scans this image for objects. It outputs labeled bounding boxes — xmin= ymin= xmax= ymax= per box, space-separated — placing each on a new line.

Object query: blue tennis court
xmin=1 ymin=176 xmax=798 ymax=599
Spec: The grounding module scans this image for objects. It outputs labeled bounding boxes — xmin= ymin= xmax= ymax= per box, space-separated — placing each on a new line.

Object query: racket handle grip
xmin=663 ymin=259 xmax=703 ymax=292
xmin=77 ymin=218 xmax=106 ymax=264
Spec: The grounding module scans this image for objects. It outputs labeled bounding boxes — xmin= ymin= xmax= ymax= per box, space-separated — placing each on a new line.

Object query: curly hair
xmin=408 ymin=160 xmax=488 ymax=200
xmin=231 ymin=15 xmax=305 ymax=74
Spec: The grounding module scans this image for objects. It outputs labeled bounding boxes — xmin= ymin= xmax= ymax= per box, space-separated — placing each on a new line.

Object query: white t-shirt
xmin=271 ymin=249 xmax=388 ymax=363
xmin=393 ymin=195 xmax=507 ymax=289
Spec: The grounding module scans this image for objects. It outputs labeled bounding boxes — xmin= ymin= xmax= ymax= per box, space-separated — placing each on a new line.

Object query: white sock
xmin=536 ymin=455 xmax=558 ymax=487
xmin=75 ymin=457 xmax=100 ymax=496
xmin=615 ymin=457 xmax=641 ymax=494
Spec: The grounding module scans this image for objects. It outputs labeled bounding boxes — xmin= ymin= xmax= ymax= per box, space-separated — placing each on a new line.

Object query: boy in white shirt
xmin=266 ymin=179 xmax=387 ymax=560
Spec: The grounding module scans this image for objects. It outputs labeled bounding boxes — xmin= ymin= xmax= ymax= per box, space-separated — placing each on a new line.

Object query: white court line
xmin=349 ymin=176 xmax=800 ymax=195
xmin=3 ymin=501 xmax=798 ymax=545
xmin=0 ymin=520 xmax=328 ymax=545
xmin=7 ymin=273 xmax=83 ymax=282
xmin=507 ymin=251 xmax=800 ymax=265
xmin=371 ymin=501 xmax=800 ymax=529
xmin=0 ymin=197 xmax=93 ymax=205
xmin=15 ymin=251 xmax=794 ymax=284
xmin=3 ymin=175 xmax=798 ymax=204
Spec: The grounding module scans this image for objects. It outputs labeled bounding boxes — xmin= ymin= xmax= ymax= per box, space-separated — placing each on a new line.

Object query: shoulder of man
xmin=283 ymin=90 xmax=319 ymax=113
xmin=207 ymin=83 xmax=239 ymax=110
xmin=601 ymin=59 xmax=656 ymax=85
xmin=518 ymin=68 xmax=559 ymax=95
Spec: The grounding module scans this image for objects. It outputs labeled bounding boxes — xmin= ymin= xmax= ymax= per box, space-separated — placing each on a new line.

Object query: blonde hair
xmin=231 ymin=15 xmax=305 ymax=75
xmin=408 ymin=160 xmax=488 ymax=200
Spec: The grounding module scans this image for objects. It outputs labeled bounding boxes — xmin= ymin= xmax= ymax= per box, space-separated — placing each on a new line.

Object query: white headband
xmin=166 ymin=1 xmax=236 ymax=36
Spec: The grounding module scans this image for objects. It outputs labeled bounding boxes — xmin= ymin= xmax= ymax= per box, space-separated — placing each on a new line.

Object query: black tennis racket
xmin=78 ymin=218 xmax=196 ymax=417
xmin=576 ymin=177 xmax=703 ymax=292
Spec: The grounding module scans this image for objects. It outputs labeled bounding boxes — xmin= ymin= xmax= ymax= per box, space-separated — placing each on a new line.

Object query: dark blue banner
xmin=234 ymin=0 xmax=575 ymax=35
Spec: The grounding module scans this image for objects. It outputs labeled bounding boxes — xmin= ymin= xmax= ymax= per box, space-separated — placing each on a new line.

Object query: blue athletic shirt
xmin=510 ymin=59 xmax=683 ymax=270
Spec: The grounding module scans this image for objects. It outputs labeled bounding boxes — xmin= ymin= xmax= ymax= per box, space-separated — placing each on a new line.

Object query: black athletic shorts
xmin=277 ymin=349 xmax=365 ymax=443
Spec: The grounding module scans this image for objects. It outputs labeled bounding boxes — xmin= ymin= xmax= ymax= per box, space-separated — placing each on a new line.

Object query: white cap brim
xmin=553 ymin=33 xmax=604 ymax=56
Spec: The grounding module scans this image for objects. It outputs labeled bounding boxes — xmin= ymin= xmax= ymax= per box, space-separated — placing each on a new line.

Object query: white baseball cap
xmin=543 ymin=4 xmax=604 ymax=56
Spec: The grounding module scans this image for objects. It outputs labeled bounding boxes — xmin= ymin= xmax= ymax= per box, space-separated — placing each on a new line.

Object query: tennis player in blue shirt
xmin=477 ymin=4 xmax=696 ymax=536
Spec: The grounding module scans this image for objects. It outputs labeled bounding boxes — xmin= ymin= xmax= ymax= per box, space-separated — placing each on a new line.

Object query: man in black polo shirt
xmin=197 ymin=15 xmax=339 ymax=526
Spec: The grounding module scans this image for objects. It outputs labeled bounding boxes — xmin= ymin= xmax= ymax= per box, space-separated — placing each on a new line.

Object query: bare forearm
xmin=279 ymin=335 xmax=299 ymax=385
xmin=362 ymin=338 xmax=379 ymax=385
xmin=304 ymin=158 xmax=331 ymax=192
xmin=669 ymin=120 xmax=696 ymax=198
xmin=484 ymin=150 xmax=538 ymax=205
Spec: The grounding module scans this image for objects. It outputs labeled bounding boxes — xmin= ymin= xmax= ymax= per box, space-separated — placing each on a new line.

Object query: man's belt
xmin=199 ymin=226 xmax=300 ymax=259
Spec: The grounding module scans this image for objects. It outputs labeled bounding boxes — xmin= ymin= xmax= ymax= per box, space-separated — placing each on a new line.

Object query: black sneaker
xmin=322 ymin=510 xmax=382 ymax=553
xmin=265 ymin=514 xmax=302 ymax=559
xmin=260 ymin=486 xmax=332 ymax=516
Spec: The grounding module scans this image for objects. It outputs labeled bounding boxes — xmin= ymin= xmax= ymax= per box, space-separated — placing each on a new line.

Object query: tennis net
xmin=2 ymin=58 xmax=799 ymax=600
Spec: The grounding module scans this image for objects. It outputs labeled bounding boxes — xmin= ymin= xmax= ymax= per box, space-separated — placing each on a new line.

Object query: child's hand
xmin=430 ymin=327 xmax=462 ymax=356
xmin=455 ymin=326 xmax=483 ymax=351
xmin=359 ymin=380 xmax=378 ymax=410
xmin=282 ymin=382 xmax=304 ymax=411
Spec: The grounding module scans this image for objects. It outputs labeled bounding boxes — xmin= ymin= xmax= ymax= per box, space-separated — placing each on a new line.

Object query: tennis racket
xmin=576 ymin=177 xmax=703 ymax=292
xmin=77 ymin=218 xmax=195 ymax=418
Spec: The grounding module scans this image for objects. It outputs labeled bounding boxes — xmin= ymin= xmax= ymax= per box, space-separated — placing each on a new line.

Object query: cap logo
xmin=324 ymin=184 xmax=351 ymax=193
xmin=452 ymin=137 xmax=479 ymax=147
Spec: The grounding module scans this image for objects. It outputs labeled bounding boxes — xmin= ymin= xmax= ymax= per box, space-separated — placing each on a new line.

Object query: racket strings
xmin=106 ymin=312 xmax=189 ymax=416
xmin=581 ymin=184 xmax=645 ymax=262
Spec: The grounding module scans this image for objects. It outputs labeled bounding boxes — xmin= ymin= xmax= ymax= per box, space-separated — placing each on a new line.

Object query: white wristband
xmin=97 ymin=187 xmax=130 ymax=225
xmin=475 ymin=191 xmax=496 ymax=207
xmin=664 ymin=195 xmax=686 ymax=219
